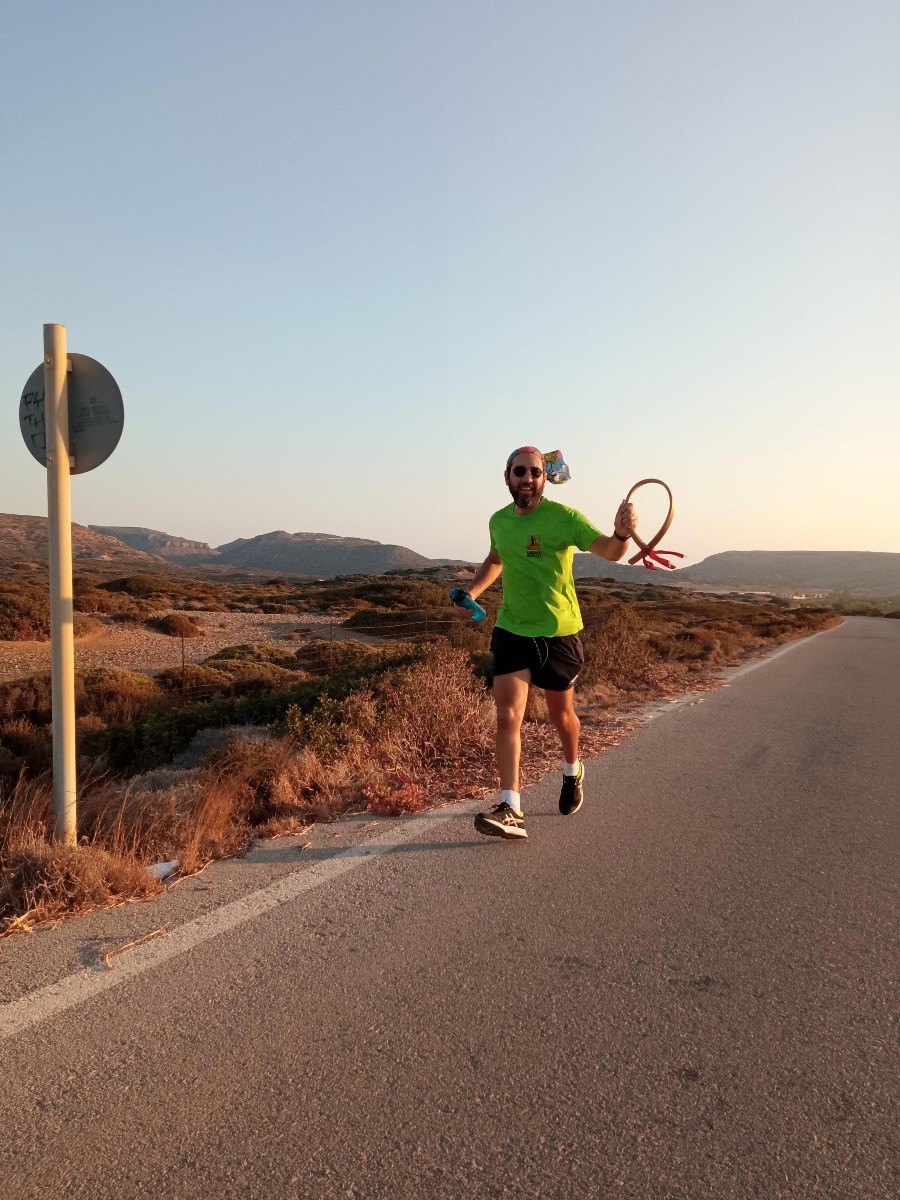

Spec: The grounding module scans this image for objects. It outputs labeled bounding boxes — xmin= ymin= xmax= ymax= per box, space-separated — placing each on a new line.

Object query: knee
xmin=496 ymin=705 xmax=524 ymax=732
xmin=549 ymin=702 xmax=578 ymax=730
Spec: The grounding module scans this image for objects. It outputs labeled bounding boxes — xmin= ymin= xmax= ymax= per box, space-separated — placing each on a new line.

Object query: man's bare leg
xmin=473 ymin=669 xmax=532 ymax=840
xmin=545 ymin=686 xmax=585 ymax=816
xmin=492 ymin=669 xmax=531 ymax=791
xmin=544 ymin=686 xmax=580 ymax=764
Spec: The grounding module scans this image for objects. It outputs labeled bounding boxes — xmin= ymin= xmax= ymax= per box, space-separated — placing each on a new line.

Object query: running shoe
xmin=559 ymin=763 xmax=585 ymax=816
xmin=474 ymin=802 xmax=528 ymax=840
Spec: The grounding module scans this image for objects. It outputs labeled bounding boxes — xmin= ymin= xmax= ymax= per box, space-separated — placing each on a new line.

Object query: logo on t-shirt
xmin=526 ymin=535 xmax=542 ymax=559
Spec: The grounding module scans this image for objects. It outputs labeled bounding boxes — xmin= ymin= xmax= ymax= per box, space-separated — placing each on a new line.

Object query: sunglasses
xmin=511 ymin=466 xmax=544 ymax=478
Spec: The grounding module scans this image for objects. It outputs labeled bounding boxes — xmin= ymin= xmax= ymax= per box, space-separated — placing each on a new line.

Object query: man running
xmin=454 ymin=446 xmax=636 ymax=840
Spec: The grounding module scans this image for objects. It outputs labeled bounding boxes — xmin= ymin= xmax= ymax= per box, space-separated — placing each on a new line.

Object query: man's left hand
xmin=614 ymin=500 xmax=637 ymax=539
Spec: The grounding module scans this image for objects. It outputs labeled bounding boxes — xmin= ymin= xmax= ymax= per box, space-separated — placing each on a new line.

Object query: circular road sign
xmin=20 ymin=353 xmax=124 ymax=474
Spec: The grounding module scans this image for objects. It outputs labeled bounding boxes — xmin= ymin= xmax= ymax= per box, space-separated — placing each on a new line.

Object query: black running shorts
xmin=490 ymin=627 xmax=585 ymax=691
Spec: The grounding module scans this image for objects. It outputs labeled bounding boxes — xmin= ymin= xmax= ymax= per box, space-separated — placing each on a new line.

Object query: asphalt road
xmin=1 ymin=617 xmax=897 ymax=1199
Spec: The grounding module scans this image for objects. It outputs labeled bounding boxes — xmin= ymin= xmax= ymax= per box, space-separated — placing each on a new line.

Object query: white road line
xmin=0 ymin=800 xmax=484 ymax=1044
xmin=1 ymin=624 xmax=840 ymax=1044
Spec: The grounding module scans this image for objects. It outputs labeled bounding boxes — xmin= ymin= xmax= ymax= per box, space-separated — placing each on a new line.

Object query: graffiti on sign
xmin=19 ymin=354 xmax=124 ymax=475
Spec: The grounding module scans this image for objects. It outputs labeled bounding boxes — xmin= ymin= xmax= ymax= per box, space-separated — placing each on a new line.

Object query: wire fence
xmin=162 ymin=609 xmax=487 ymax=703
xmin=165 ymin=603 xmax=633 ymax=702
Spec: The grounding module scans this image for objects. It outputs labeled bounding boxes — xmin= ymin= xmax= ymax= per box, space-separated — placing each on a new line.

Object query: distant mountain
xmin=573 ymin=555 xmax=679 ymax=585
xmin=0 ymin=514 xmax=168 ymax=571
xmin=675 ymin=551 xmax=900 ymax=594
xmin=91 ymin=525 xmax=219 ymax=565
xmin=214 ymin=530 xmax=434 ymax=575
xmin=573 ymin=549 xmax=900 ymax=595
xmin=15 ymin=512 xmax=895 ymax=593
xmin=84 ymin=525 xmax=439 ymax=575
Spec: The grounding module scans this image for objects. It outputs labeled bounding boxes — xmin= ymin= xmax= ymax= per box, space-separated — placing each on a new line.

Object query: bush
xmin=580 ymin=603 xmax=656 ymax=691
xmin=292 ymin=638 xmax=394 ymax=675
xmin=203 ymin=737 xmax=321 ymax=826
xmin=72 ymin=585 xmax=121 ymax=615
xmin=0 ymin=584 xmax=50 ymax=641
xmin=0 ymin=674 xmax=64 ymax=722
xmin=218 ymin=663 xmax=305 ymax=696
xmin=81 ymin=668 xmax=164 ymax=724
xmin=1 ymin=835 xmax=160 ymax=934
xmin=285 ymin=691 xmax=379 ymax=759
xmin=149 ymin=613 xmax=205 ymax=638
xmin=99 ymin=574 xmax=179 ymax=597
xmin=0 ymin=717 xmax=52 ymax=783
xmin=204 ymin=642 xmax=299 ymax=669
xmin=285 ymin=646 xmax=493 ymax=775
xmin=73 ymin=615 xmax=102 ymax=639
xmin=155 ymin=664 xmax=235 ymax=697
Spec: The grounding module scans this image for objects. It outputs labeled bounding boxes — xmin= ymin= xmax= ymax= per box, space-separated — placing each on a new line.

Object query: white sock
xmin=563 ymin=760 xmax=581 ymax=777
xmin=502 ymin=789 xmax=523 ymax=815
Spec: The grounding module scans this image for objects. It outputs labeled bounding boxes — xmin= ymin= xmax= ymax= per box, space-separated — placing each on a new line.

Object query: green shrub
xmin=204 ymin=643 xmax=298 ymax=668
xmin=155 ymin=664 xmax=234 ymax=695
xmin=292 ymin=638 xmax=388 ymax=674
xmin=81 ymin=668 xmax=163 ymax=724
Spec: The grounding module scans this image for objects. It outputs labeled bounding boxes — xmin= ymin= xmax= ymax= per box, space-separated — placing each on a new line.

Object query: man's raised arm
xmin=587 ymin=498 xmax=637 ymax=562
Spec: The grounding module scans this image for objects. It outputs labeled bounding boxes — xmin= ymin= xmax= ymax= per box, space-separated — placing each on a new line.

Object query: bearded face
xmin=506 ymin=453 xmax=545 ymax=512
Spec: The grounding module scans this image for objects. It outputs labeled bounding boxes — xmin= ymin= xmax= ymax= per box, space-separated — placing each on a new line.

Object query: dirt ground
xmin=0 ymin=610 xmax=374 ymax=683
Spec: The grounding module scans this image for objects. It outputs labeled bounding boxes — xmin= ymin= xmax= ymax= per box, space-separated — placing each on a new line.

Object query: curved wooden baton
xmin=624 ymin=478 xmax=684 ymax=571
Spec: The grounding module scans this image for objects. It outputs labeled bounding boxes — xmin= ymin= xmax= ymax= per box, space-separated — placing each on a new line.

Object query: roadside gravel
xmin=0 ymin=610 xmax=372 ymax=683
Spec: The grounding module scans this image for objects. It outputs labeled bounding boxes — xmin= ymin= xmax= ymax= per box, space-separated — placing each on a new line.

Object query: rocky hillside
xmin=0 ymin=514 xmax=168 ymax=573
xmin=91 ymin=525 xmax=219 ymax=564
xmin=214 ymin=530 xmax=434 ymax=575
xmin=6 ymin=516 xmax=461 ymax=579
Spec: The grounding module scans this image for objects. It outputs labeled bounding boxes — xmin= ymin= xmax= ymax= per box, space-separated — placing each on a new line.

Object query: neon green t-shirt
xmin=489 ymin=498 xmax=604 ymax=637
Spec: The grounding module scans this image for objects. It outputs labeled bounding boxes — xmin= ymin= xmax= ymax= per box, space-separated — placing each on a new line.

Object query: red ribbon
xmin=635 ymin=548 xmax=684 ymax=571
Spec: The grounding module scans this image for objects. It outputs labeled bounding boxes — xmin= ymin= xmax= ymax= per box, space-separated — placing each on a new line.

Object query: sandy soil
xmin=0 ymin=611 xmax=372 ymax=683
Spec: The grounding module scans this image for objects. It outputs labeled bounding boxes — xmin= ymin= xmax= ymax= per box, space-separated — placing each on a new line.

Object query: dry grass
xmin=0 ymin=775 xmax=162 ymax=936
xmin=0 ymin=593 xmax=842 ymax=938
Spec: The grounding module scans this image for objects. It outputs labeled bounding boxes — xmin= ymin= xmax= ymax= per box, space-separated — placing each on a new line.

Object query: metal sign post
xmin=43 ymin=324 xmax=77 ymax=844
xmin=20 ymin=326 xmax=125 ymax=846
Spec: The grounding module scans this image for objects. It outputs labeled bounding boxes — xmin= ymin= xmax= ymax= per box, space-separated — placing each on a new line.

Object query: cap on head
xmin=505 ymin=446 xmax=545 ymax=472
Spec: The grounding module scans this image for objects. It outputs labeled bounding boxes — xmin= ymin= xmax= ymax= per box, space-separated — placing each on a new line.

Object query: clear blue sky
xmin=2 ymin=1 xmax=897 ymax=564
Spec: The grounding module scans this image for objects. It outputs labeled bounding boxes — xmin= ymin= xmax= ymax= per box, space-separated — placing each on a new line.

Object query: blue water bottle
xmin=450 ymin=587 xmax=486 ymax=622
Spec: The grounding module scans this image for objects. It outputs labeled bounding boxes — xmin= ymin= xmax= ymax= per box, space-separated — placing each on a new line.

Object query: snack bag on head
xmin=544 ymin=450 xmax=570 ymax=485
xmin=505 ymin=446 xmax=571 ymax=485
